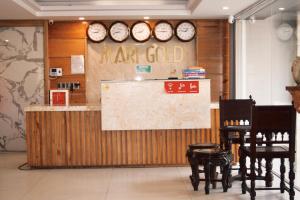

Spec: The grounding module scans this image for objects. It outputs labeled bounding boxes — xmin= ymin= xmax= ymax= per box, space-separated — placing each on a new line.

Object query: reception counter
xmin=24 ymin=104 xmax=237 ymax=168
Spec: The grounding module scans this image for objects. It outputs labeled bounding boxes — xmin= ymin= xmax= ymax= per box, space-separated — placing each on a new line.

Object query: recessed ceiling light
xmin=78 ymin=17 xmax=85 ymax=20
xmin=4 ymin=39 xmax=9 ymax=43
xmin=144 ymin=16 xmax=150 ymax=20
xmin=222 ymin=6 xmax=229 ymax=10
xmin=278 ymin=7 xmax=285 ymax=11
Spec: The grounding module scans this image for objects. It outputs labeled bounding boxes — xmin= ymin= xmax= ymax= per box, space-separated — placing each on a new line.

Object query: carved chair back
xmin=250 ymin=105 xmax=296 ymax=156
xmin=219 ymin=96 xmax=255 ymax=128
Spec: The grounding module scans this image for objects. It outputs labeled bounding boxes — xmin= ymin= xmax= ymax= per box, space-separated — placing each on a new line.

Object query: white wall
xmin=298 ymin=12 xmax=300 ymax=56
xmin=236 ymin=11 xmax=298 ymax=178
xmin=236 ymin=13 xmax=297 ymax=105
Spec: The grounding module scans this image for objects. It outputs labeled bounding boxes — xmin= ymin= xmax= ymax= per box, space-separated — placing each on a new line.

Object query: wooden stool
xmin=191 ymin=148 xmax=231 ymax=194
xmin=186 ymin=143 xmax=220 ymax=190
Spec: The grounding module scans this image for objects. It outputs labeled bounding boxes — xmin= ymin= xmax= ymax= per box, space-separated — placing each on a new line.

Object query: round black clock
xmin=109 ymin=21 xmax=129 ymax=43
xmin=175 ymin=20 xmax=196 ymax=42
xmin=131 ymin=21 xmax=152 ymax=43
xmin=87 ymin=21 xmax=107 ymax=43
xmin=153 ymin=20 xmax=173 ymax=42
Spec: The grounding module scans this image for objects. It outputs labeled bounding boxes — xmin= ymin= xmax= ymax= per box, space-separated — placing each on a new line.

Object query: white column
xmin=235 ymin=20 xmax=247 ymax=99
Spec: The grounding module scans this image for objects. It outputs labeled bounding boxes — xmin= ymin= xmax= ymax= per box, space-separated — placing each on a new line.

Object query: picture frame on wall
xmin=71 ymin=55 xmax=85 ymax=74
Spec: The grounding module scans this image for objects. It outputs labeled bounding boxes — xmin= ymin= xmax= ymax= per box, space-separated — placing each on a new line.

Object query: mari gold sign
xmin=99 ymin=44 xmax=184 ymax=64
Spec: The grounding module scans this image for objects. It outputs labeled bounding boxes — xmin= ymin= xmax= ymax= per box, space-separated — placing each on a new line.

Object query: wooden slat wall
xmin=26 ymin=109 xmax=233 ymax=167
xmin=196 ymin=20 xmax=231 ymax=101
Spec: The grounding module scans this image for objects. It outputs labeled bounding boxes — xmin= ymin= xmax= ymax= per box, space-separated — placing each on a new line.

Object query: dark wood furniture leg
xmin=204 ymin=162 xmax=211 ymax=194
xmin=265 ymin=158 xmax=273 ymax=187
xmin=222 ymin=163 xmax=229 ymax=192
xmin=280 ymin=158 xmax=285 ymax=193
xmin=210 ymin=165 xmax=217 ymax=189
xmin=289 ymin=160 xmax=295 ymax=200
xmin=257 ymin=158 xmax=263 ymax=176
xmin=188 ymin=153 xmax=200 ymax=191
xmin=250 ymin=157 xmax=256 ymax=200
xmin=241 ymin=149 xmax=247 ymax=194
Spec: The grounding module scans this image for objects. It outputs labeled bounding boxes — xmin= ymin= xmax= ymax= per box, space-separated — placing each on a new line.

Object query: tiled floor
xmin=0 ymin=152 xmax=299 ymax=200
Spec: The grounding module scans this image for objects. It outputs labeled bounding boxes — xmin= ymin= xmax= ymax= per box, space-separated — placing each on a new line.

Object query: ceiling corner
xmin=187 ymin=0 xmax=202 ymax=13
xmin=12 ymin=0 xmax=39 ymax=16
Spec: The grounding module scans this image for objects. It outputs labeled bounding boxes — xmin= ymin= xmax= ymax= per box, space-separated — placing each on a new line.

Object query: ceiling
xmin=251 ymin=0 xmax=300 ymax=19
xmin=0 ymin=0 xmax=260 ymax=20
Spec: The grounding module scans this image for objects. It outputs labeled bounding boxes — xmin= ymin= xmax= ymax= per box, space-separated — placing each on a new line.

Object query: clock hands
xmin=179 ymin=28 xmax=188 ymax=32
xmin=136 ymin=29 xmax=145 ymax=34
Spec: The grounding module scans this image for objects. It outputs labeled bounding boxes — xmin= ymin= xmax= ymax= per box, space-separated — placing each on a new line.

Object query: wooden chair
xmin=219 ymin=96 xmax=262 ymax=182
xmin=240 ymin=105 xmax=296 ymax=200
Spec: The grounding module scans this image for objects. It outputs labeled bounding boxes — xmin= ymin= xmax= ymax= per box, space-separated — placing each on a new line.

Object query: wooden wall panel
xmin=26 ymin=109 xmax=239 ymax=167
xmin=49 ymin=57 xmax=71 ymax=75
xmin=46 ymin=21 xmax=87 ymax=104
xmin=196 ymin=20 xmax=230 ymax=101
xmin=48 ymin=22 xmax=87 ymax=39
xmin=49 ymin=39 xmax=86 ymax=57
xmin=222 ymin=22 xmax=231 ymax=99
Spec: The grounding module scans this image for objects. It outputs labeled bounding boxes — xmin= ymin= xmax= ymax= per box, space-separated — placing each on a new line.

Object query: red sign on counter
xmin=164 ymin=80 xmax=199 ymax=94
xmin=49 ymin=90 xmax=69 ymax=106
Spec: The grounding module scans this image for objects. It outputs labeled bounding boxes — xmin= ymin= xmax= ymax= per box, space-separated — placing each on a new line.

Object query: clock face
xmin=277 ymin=23 xmax=294 ymax=41
xmin=131 ymin=21 xmax=151 ymax=42
xmin=175 ymin=21 xmax=196 ymax=42
xmin=87 ymin=22 xmax=107 ymax=42
xmin=153 ymin=21 xmax=173 ymax=42
xmin=109 ymin=21 xmax=129 ymax=43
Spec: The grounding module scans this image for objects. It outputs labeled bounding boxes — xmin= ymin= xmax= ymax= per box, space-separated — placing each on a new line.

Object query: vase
xmin=292 ymin=57 xmax=300 ymax=85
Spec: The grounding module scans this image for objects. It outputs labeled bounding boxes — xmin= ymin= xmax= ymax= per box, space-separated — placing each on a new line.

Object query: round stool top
xmin=193 ymin=148 xmax=228 ymax=157
xmin=188 ymin=143 xmax=219 ymax=150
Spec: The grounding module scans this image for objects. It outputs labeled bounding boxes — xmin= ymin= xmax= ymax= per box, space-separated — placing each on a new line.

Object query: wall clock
xmin=87 ymin=22 xmax=107 ymax=42
xmin=276 ymin=23 xmax=294 ymax=41
xmin=109 ymin=21 xmax=129 ymax=43
xmin=153 ymin=20 xmax=173 ymax=42
xmin=131 ymin=21 xmax=152 ymax=43
xmin=175 ymin=20 xmax=196 ymax=42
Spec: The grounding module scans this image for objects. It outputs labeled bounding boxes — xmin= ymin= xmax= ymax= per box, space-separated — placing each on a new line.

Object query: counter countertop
xmin=24 ymin=104 xmax=101 ymax=112
xmin=24 ymin=103 xmax=219 ymax=112
xmin=100 ymin=79 xmax=209 ymax=83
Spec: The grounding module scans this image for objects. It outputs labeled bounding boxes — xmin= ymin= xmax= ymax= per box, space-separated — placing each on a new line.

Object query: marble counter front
xmin=24 ymin=104 xmax=101 ymax=112
xmin=101 ymin=79 xmax=211 ymax=130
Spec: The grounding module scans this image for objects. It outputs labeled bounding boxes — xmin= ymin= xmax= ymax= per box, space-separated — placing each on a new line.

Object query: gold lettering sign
xmin=146 ymin=44 xmax=155 ymax=63
xmin=114 ymin=46 xmax=126 ymax=64
xmin=174 ymin=46 xmax=184 ymax=63
xmin=100 ymin=45 xmax=112 ymax=64
xmin=99 ymin=44 xmax=185 ymax=64
xmin=126 ymin=46 xmax=138 ymax=64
